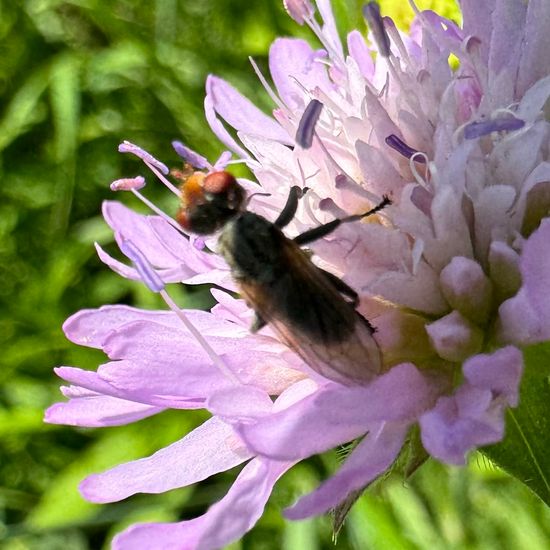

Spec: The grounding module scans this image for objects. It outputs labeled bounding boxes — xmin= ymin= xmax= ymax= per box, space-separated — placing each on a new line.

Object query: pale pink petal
xmin=80 ymin=418 xmax=251 ymax=503
xmin=268 ymin=38 xmax=332 ymax=110
xmin=420 ymin=346 xmax=523 ymax=465
xmin=420 ymin=384 xmax=505 ymax=466
xmin=517 ymin=0 xmax=550 ymax=96
xmin=315 ymin=0 xmax=344 ymax=59
xmin=459 ymin=0 xmax=494 ymax=62
xmin=112 ymin=458 xmax=292 ymax=550
xmin=347 ymin=30 xmax=374 ymax=79
xmin=499 ymin=219 xmax=550 ymax=344
xmin=206 ymin=75 xmax=291 ymax=144
xmin=204 ymin=92 xmax=249 ymax=159
xmin=45 ymin=394 xmax=162 ymax=427
xmin=463 ymin=345 xmax=523 ymax=406
xmin=238 ymin=363 xmax=442 ymax=461
xmin=285 ymin=421 xmax=408 ymax=519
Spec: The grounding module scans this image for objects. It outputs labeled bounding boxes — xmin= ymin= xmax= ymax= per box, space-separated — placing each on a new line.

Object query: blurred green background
xmin=1 ymin=0 xmax=549 ymax=548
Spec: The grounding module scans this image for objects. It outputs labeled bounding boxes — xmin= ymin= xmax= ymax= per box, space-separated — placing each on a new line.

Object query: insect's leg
xmin=316 ymin=267 xmax=359 ymax=308
xmin=250 ymin=312 xmax=267 ymax=333
xmin=294 ymin=195 xmax=391 ymax=245
xmin=356 ymin=312 xmax=377 ymax=334
xmin=317 ymin=267 xmax=377 ymax=333
xmin=274 ymin=186 xmax=308 ymax=228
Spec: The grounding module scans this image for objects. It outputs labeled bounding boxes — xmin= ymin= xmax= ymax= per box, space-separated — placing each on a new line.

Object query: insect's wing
xmin=237 ymin=243 xmax=382 ymax=386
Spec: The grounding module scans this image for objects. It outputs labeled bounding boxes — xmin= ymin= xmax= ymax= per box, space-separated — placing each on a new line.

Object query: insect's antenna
xmin=293 ymin=195 xmax=391 ymax=246
xmin=357 ymin=195 xmax=392 ymax=220
xmin=337 ymin=195 xmax=392 ymax=225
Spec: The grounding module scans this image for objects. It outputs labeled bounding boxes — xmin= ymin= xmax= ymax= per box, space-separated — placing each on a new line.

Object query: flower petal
xmin=238 ymin=363 xmax=442 ymax=461
xmin=80 ymin=418 xmax=251 ymax=503
xmin=269 ymin=38 xmax=332 ymax=110
xmin=499 ymin=219 xmax=550 ymax=344
xmin=463 ymin=345 xmax=523 ymax=406
xmin=206 ymin=75 xmax=291 ymax=144
xmin=45 ymin=393 xmax=162 ymax=427
xmin=112 ymin=458 xmax=292 ymax=550
xmin=285 ymin=421 xmax=408 ymax=519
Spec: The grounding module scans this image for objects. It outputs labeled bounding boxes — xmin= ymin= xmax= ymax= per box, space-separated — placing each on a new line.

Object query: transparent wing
xmin=237 ymin=242 xmax=381 ymax=386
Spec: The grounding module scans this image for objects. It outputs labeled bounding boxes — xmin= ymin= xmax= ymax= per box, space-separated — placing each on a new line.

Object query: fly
xmin=176 ymin=169 xmax=391 ymax=386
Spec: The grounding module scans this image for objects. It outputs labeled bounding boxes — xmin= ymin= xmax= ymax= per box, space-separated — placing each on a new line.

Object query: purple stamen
xmin=464 ymin=116 xmax=525 ymax=139
xmin=363 ymin=2 xmax=391 ymax=57
xmin=296 ymin=99 xmax=323 ymax=149
xmin=119 ymin=238 xmax=165 ymax=293
xmin=385 ymin=134 xmax=426 ymax=163
xmin=172 ymin=141 xmax=210 ymax=170
xmin=283 ymin=0 xmax=314 ymax=25
xmin=110 ymin=176 xmax=146 ymax=192
xmin=118 ymin=141 xmax=169 ymax=175
xmin=213 ymin=150 xmax=233 ymax=171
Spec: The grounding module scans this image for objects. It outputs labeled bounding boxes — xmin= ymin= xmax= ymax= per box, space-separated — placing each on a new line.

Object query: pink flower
xmin=46 ymin=1 xmax=550 ymax=547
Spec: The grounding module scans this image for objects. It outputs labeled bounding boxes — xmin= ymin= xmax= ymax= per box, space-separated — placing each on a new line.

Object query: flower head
xmin=47 ymin=0 xmax=550 ymax=547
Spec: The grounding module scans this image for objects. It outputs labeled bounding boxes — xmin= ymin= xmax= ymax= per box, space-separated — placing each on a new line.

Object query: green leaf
xmin=482 ymin=342 xmax=550 ymax=506
xmin=0 ymin=65 xmax=50 ymax=151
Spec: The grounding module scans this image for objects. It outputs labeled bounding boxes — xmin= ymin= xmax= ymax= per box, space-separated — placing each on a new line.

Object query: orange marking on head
xmin=203 ymin=171 xmax=237 ymax=194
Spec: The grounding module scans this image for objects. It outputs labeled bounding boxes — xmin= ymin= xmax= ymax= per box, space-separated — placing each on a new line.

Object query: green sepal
xmin=331 ymin=425 xmax=428 ymax=537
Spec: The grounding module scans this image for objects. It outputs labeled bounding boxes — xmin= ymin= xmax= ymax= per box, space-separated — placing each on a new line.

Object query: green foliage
xmin=1 ymin=0 xmax=548 ymax=548
xmin=482 ymin=342 xmax=550 ymax=507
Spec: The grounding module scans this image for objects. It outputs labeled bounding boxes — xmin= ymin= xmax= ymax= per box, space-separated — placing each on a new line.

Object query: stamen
xmin=172 ymin=141 xmax=211 ymax=170
xmin=119 ymin=237 xmax=240 ymax=385
xmin=110 ymin=175 xmax=185 ymax=234
xmin=410 ymin=157 xmax=431 ymax=189
xmin=110 ymin=176 xmax=146 ymax=191
xmin=118 ymin=141 xmax=169 ymax=175
xmin=130 ymin=188 xmax=186 ymax=234
xmin=249 ymin=57 xmax=286 ymax=111
xmin=296 ymin=99 xmax=324 ymax=148
xmin=463 ymin=116 xmax=526 ymax=139
xmin=119 ymin=238 xmax=165 ymax=293
xmin=385 ymin=134 xmax=426 ymax=163
xmin=160 ymin=290 xmax=241 ymax=385
xmin=283 ymin=0 xmax=314 ymax=25
xmin=143 ymin=161 xmax=181 ymax=197
xmin=383 ymin=18 xmax=411 ymax=65
xmin=119 ymin=140 xmax=180 ymax=196
xmin=407 ymin=0 xmax=420 ymax=15
xmin=213 ymin=150 xmax=233 ymax=171
xmin=363 ymin=2 xmax=391 ymax=58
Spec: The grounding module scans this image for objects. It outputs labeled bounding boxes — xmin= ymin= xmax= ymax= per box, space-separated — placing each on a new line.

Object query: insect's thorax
xmin=218 ymin=212 xmax=287 ymax=283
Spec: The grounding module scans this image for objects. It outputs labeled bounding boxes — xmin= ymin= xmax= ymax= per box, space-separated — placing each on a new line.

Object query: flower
xmin=46 ymin=0 xmax=550 ymax=547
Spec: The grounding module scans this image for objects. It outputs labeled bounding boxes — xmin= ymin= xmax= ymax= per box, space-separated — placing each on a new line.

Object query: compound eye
xmin=203 ymin=171 xmax=237 ymax=194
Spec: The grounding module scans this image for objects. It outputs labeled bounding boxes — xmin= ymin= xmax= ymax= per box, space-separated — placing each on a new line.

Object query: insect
xmin=176 ymin=169 xmax=391 ymax=386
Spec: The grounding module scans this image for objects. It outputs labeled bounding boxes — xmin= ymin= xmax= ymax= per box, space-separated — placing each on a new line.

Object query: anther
xmin=283 ymin=0 xmax=314 ymax=25
xmin=385 ymin=135 xmax=426 ymax=163
xmin=363 ymin=2 xmax=391 ymax=57
xmin=110 ymin=176 xmax=146 ymax=192
xmin=119 ymin=238 xmax=165 ymax=293
xmin=296 ymin=99 xmax=324 ymax=148
xmin=464 ymin=116 xmax=525 ymax=139
xmin=172 ymin=141 xmax=211 ymax=170
xmin=118 ymin=141 xmax=169 ymax=175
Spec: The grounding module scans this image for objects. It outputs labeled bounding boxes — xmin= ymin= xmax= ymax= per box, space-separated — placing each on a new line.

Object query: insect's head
xmin=176 ymin=170 xmax=246 ymax=235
